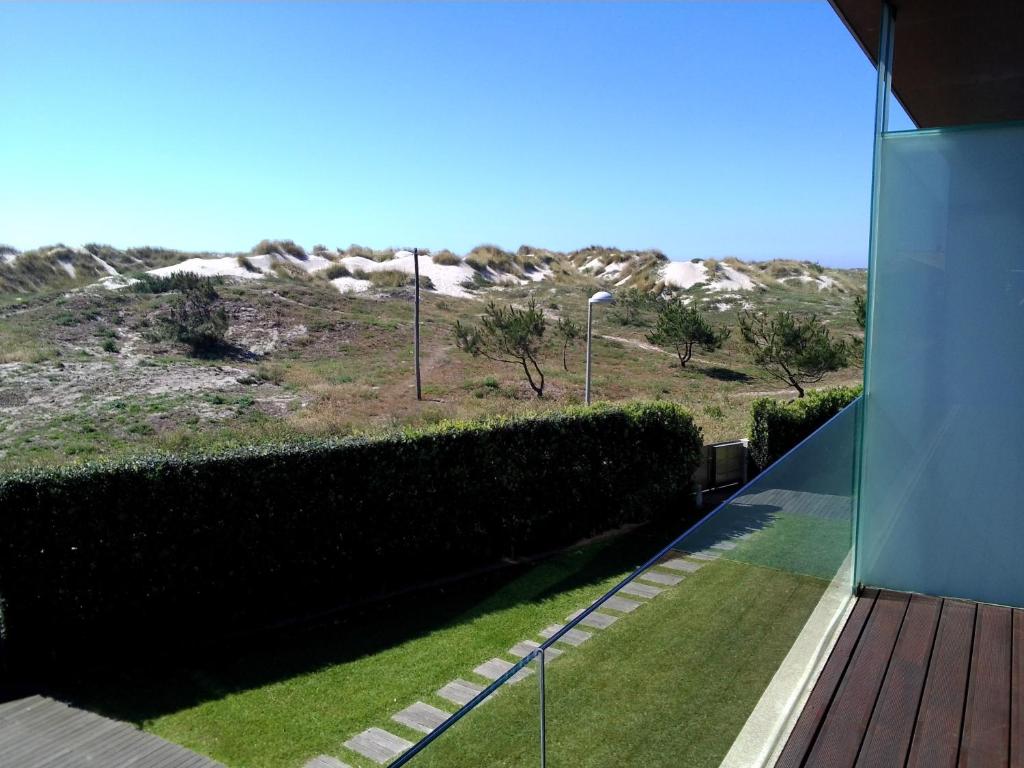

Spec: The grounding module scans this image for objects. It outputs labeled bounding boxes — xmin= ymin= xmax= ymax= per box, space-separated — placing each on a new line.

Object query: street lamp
xmin=585 ymin=291 xmax=614 ymax=405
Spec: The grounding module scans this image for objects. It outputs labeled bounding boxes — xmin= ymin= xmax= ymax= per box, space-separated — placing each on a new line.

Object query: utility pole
xmin=413 ymin=247 xmax=422 ymax=401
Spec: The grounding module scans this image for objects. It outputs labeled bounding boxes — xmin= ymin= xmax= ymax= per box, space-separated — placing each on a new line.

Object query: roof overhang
xmin=828 ymin=0 xmax=1024 ymax=128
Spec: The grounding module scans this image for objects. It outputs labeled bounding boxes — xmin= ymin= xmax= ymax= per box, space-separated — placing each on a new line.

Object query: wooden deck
xmin=777 ymin=588 xmax=1022 ymax=768
xmin=0 ymin=694 xmax=222 ymax=767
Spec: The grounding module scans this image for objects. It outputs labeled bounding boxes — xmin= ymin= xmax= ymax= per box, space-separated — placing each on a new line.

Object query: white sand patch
xmin=97 ymin=275 xmax=140 ymax=291
xmin=91 ymin=254 xmax=119 ymax=276
xmin=707 ymin=265 xmax=757 ymax=292
xmin=57 ymin=259 xmax=76 ymax=278
xmin=340 ymin=250 xmax=475 ymax=298
xmin=602 ymin=261 xmax=625 ymax=277
xmin=150 ymin=256 xmax=265 ymax=280
xmin=660 ymin=261 xmax=709 ymax=290
xmin=782 ymin=274 xmax=835 ymax=291
xmin=1 ymin=252 xmax=17 ymax=265
xmin=331 ymin=276 xmax=372 ymax=294
xmin=580 ymin=258 xmax=604 ymax=272
xmin=615 ymin=275 xmax=632 ymax=287
xmin=523 ymin=265 xmax=553 ymax=282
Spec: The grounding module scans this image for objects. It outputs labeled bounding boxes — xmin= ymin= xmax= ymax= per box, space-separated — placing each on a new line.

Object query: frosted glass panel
xmin=859 ymin=123 xmax=1024 ymax=607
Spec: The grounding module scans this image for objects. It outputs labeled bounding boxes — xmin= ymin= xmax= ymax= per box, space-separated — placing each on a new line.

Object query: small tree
xmin=454 ymin=298 xmax=547 ymax=397
xmin=613 ymin=287 xmax=654 ymax=326
xmin=646 ymin=300 xmax=729 ymax=368
xmin=738 ymin=310 xmax=850 ymax=398
xmin=854 ymin=294 xmax=866 ymax=329
xmin=555 ymin=316 xmax=582 ymax=372
xmin=168 ymin=282 xmax=228 ymax=353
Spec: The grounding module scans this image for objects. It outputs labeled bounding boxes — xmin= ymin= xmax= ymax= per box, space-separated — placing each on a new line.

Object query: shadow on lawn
xmin=42 ymin=517 xmax=694 ymax=725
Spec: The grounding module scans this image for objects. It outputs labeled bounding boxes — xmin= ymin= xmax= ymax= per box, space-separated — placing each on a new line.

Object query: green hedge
xmin=0 ymin=402 xmax=701 ymax=671
xmin=749 ymin=386 xmax=861 ymax=470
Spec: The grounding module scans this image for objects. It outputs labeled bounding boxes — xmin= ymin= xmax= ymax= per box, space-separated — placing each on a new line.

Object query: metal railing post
xmin=539 ymin=647 xmax=547 ymax=768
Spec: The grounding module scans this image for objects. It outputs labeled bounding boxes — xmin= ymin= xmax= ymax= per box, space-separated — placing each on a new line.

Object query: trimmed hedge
xmin=749 ymin=386 xmax=861 ymax=470
xmin=0 ymin=402 xmax=701 ymax=671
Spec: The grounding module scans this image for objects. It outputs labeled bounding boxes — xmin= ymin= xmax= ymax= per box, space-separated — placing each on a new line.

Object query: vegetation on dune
xmin=252 ymin=239 xmax=307 ymax=260
xmin=739 ymin=310 xmax=852 ymax=397
xmin=431 ymin=250 xmax=461 ymax=266
xmin=166 ymin=281 xmax=229 ymax=353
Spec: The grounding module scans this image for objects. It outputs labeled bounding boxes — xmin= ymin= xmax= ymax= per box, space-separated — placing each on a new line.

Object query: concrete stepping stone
xmin=304 ymin=757 xmax=352 ymax=768
xmin=638 ymin=569 xmax=684 ymax=587
xmin=660 ymin=558 xmax=705 ymax=573
xmin=509 ymin=640 xmax=562 ymax=659
xmin=566 ymin=611 xmax=618 ymax=629
xmin=343 ymin=727 xmax=412 ymax=765
xmin=621 ymin=581 xmax=663 ymax=599
xmin=473 ymin=657 xmax=534 ymax=683
xmin=711 ymin=540 xmax=738 ymax=551
xmin=540 ymin=625 xmax=592 ymax=647
xmin=437 ymin=679 xmax=485 ymax=707
xmin=687 ymin=549 xmax=721 ymax=561
xmin=392 ymin=701 xmax=450 ymax=734
xmin=602 ymin=595 xmax=643 ymax=613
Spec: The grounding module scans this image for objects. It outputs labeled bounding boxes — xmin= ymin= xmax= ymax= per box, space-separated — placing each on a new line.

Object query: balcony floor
xmin=776 ymin=588 xmax=1022 ymax=768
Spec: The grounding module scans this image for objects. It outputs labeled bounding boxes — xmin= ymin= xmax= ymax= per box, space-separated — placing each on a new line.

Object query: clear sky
xmin=0 ymin=2 xmax=911 ymax=267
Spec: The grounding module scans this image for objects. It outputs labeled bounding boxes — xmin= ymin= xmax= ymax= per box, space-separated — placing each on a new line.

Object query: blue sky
xmin=0 ymin=2 xmax=910 ymax=267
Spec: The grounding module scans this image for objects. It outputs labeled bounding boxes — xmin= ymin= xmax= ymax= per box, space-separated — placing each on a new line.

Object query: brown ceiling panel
xmin=828 ymin=0 xmax=1024 ymax=128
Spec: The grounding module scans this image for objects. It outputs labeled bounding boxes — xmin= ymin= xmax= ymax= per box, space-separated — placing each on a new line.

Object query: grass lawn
xmin=409 ymin=560 xmax=827 ymax=768
xmin=51 ymin=516 xmax=837 ymax=768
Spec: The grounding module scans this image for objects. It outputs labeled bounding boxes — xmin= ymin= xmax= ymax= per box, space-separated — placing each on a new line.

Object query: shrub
xmin=100 ymin=338 xmax=119 ymax=354
xmin=167 ymin=282 xmax=228 ymax=352
xmin=431 ymin=250 xmax=461 ymax=266
xmin=366 ymin=269 xmax=412 ymax=289
xmin=0 ymin=403 xmax=702 ymax=673
xmin=132 ymin=271 xmax=222 ymax=294
xmin=237 ymin=255 xmax=260 ymax=273
xmin=252 ymin=239 xmax=307 ymax=260
xmin=324 ymin=263 xmax=351 ymax=280
xmin=749 ymin=385 xmax=861 ymax=470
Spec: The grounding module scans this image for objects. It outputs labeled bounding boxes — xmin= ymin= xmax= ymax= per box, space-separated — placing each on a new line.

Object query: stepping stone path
xmin=661 ymin=557 xmax=705 ymax=573
xmin=621 ymin=581 xmax=663 ymax=599
xmin=577 ymin=611 xmax=619 ymax=629
xmin=392 ymin=702 xmax=450 ymax=734
xmin=343 ymin=727 xmax=412 ymax=765
xmin=540 ymin=625 xmax=592 ymax=647
xmin=509 ymin=639 xmax=563 ymax=659
xmin=602 ymin=595 xmax=643 ymax=613
xmin=687 ymin=549 xmax=721 ymax=561
xmin=473 ymin=658 xmax=534 ymax=683
xmin=638 ymin=569 xmax=685 ymax=587
xmin=305 ymin=757 xmax=352 ymax=768
xmin=438 ymin=679 xmax=485 ymax=706
xmin=334 ymin=546 xmax=738 ymax=767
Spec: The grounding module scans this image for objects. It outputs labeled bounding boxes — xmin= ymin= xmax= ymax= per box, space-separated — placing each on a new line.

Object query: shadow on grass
xmin=701 ymin=366 xmax=753 ymax=383
xmin=41 ymin=517 xmax=690 ymax=725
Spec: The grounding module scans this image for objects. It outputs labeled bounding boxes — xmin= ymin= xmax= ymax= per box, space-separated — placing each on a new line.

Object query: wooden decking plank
xmin=906 ymin=598 xmax=977 ymax=768
xmin=1013 ymin=610 xmax=1024 ymax=768
xmin=0 ymin=697 xmax=47 ymax=722
xmin=775 ymin=589 xmax=879 ymax=768
xmin=803 ymin=589 xmax=911 ymax=768
xmin=4 ymin=711 xmax=120 ymax=766
xmin=958 ymin=602 xmax=1012 ymax=768
xmin=856 ymin=593 xmax=942 ymax=767
xmin=45 ymin=723 xmax=147 ymax=768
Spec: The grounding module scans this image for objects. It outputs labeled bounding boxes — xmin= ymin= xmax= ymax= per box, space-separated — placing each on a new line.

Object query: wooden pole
xmin=414 ymin=247 xmax=422 ymax=401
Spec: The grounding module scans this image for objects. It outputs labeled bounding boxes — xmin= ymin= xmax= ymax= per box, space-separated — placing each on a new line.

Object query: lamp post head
xmin=589 ymin=290 xmax=614 ymax=305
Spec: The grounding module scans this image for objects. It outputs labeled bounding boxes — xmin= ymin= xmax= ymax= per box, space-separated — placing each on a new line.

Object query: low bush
xmin=252 ymin=239 xmax=307 ymax=260
xmin=323 ymin=263 xmax=351 ymax=280
xmin=431 ymin=250 xmax=461 ymax=266
xmin=749 ymin=385 xmax=861 ymax=470
xmin=132 ymin=271 xmax=222 ymax=294
xmin=367 ymin=269 xmax=412 ymax=289
xmin=0 ymin=403 xmax=702 ymax=673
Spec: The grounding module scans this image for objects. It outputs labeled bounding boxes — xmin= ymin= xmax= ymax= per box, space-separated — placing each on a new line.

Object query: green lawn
xmin=53 ymin=518 xmax=838 ymax=768
xmin=408 ymin=560 xmax=826 ymax=768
